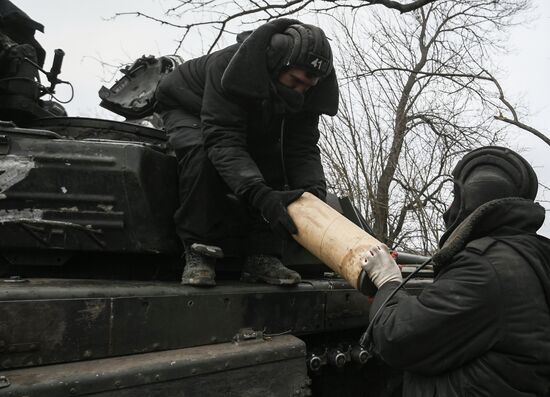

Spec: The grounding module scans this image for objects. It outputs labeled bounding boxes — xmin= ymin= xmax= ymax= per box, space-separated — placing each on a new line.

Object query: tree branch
xmin=348 ymin=66 xmax=550 ymax=148
xmin=113 ymin=0 xmax=441 ymax=53
xmin=495 ymin=115 xmax=550 ymax=147
xmin=368 ymin=0 xmax=438 ymax=14
xmin=482 ymin=69 xmax=550 ymax=148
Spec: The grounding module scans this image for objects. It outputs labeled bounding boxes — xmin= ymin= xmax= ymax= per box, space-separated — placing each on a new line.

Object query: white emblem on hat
xmin=311 ymin=58 xmax=323 ymax=69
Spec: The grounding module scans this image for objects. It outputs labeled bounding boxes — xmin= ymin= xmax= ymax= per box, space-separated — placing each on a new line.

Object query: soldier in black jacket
xmin=156 ymin=19 xmax=338 ymax=286
xmin=0 ymin=0 xmax=45 ymax=77
xmin=361 ymin=146 xmax=550 ymax=396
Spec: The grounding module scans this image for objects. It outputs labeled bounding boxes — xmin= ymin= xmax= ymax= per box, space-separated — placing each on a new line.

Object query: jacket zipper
xmin=279 ymin=117 xmax=290 ymax=191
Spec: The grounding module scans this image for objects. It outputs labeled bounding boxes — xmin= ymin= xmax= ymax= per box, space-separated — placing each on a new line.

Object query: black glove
xmin=246 ymin=184 xmax=304 ymax=238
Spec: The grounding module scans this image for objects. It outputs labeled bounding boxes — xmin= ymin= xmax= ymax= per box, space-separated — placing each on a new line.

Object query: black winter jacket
xmin=369 ymin=198 xmax=550 ymax=396
xmin=156 ymin=19 xmax=339 ymax=199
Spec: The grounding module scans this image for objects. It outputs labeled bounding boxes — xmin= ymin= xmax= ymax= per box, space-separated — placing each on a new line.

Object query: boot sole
xmin=181 ymin=277 xmax=216 ymax=287
xmin=241 ymin=272 xmax=300 ymax=285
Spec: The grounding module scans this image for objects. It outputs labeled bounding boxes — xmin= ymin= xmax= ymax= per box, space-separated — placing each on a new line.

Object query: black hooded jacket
xmin=0 ymin=0 xmax=45 ymax=69
xmin=369 ymin=198 xmax=550 ymax=396
xmin=155 ymin=19 xmax=339 ymax=199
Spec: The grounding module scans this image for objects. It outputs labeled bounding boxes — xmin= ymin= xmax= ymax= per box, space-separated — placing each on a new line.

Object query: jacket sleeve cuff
xmin=243 ymin=183 xmax=272 ymax=207
xmin=369 ymin=281 xmax=403 ymax=321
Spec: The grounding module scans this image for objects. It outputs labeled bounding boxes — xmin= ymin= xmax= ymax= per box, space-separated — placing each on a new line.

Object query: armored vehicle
xmin=0 ymin=3 xmax=431 ymax=396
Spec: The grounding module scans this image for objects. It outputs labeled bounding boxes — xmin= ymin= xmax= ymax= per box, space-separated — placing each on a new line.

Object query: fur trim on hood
xmin=433 ymin=197 xmax=545 ymax=268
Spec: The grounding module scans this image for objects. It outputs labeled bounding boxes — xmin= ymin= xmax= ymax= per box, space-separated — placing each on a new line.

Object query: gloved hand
xmin=362 ymin=245 xmax=403 ymax=288
xmin=246 ymin=184 xmax=304 ymax=238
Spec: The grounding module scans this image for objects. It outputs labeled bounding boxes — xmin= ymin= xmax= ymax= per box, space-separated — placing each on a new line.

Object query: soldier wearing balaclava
xmin=155 ymin=19 xmax=338 ymax=286
xmin=358 ymin=146 xmax=550 ymax=396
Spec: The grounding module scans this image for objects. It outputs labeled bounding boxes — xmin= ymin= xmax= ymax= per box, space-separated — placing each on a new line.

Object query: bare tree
xmin=321 ymin=0 xmax=530 ymax=253
xmin=109 ymin=0 xmax=545 ymax=253
xmin=113 ymin=0 xmax=439 ymax=52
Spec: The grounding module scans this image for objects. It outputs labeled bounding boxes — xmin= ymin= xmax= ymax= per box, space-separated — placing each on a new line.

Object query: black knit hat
xmin=267 ymin=23 xmax=333 ymax=78
xmin=441 ymin=146 xmax=538 ymax=242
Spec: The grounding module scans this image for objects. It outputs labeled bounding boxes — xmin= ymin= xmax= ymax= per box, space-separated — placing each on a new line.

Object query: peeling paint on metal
xmin=42 ymin=306 xmax=68 ymax=350
xmin=0 ymin=155 xmax=35 ymax=198
xmin=60 ymin=186 xmax=68 ymax=194
xmin=0 ymin=208 xmax=44 ymax=221
xmin=78 ymin=301 xmax=107 ymax=324
xmin=2 ymin=218 xmax=82 ymax=227
xmin=108 ymin=298 xmax=115 ymax=356
xmin=97 ymin=204 xmax=114 ymax=212
xmin=59 ymin=207 xmax=79 ymax=212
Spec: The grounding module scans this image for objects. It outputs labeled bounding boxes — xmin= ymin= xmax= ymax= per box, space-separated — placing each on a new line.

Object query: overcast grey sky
xmin=15 ymin=0 xmax=550 ymax=234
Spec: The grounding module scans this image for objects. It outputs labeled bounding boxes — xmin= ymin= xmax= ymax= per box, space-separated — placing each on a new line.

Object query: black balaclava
xmin=440 ymin=146 xmax=538 ymax=246
xmin=266 ymin=23 xmax=333 ymax=112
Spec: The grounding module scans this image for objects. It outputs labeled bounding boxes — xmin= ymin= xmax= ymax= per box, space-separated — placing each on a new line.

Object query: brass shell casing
xmin=288 ymin=192 xmax=381 ymax=289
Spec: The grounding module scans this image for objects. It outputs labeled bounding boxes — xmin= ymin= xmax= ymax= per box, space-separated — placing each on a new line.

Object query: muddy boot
xmin=189 ymin=243 xmax=224 ymax=258
xmin=181 ymin=250 xmax=216 ymax=286
xmin=241 ymin=254 xmax=301 ymax=285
